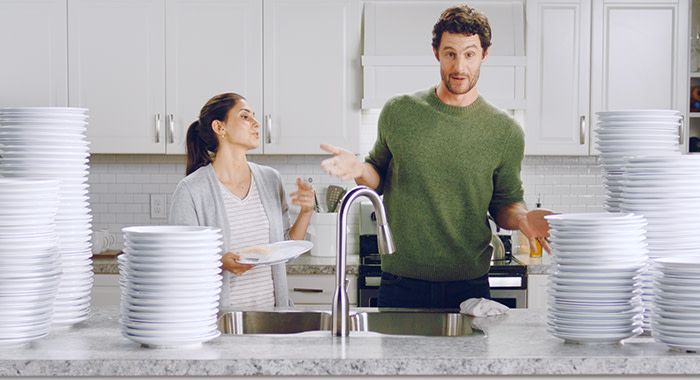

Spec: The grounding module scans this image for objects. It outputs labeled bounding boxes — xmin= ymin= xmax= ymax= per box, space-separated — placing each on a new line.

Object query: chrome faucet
xmin=332 ymin=186 xmax=396 ymax=337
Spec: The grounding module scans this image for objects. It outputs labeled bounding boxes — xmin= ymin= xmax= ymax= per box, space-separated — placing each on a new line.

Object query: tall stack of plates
xmin=619 ymin=155 xmax=700 ymax=332
xmin=0 ymin=107 xmax=93 ymax=326
xmin=0 ymin=179 xmax=60 ymax=346
xmin=120 ymin=226 xmax=223 ymax=348
xmin=595 ymin=110 xmax=682 ymax=212
xmin=545 ymin=213 xmax=647 ymax=344
xmin=651 ymin=256 xmax=700 ymax=352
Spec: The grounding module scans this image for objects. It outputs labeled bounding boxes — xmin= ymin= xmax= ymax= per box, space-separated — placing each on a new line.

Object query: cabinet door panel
xmin=69 ymin=0 xmax=165 ymax=154
xmin=526 ymin=0 xmax=591 ymax=155
xmin=0 ymin=0 xmax=67 ymax=107
xmin=591 ymin=0 xmax=688 ymax=153
xmin=263 ymin=0 xmax=359 ymax=154
xmin=165 ymin=0 xmax=263 ymax=155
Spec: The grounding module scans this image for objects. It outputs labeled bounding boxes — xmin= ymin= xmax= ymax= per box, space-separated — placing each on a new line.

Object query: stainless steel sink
xmin=218 ymin=310 xmax=332 ymax=334
xmin=350 ymin=310 xmax=474 ymax=336
xmin=218 ymin=309 xmax=475 ymax=336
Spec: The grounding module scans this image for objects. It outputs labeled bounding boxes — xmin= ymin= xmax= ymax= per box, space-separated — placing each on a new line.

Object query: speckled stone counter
xmin=1 ymin=306 xmax=698 ymax=377
xmin=92 ymin=252 xmax=359 ymax=275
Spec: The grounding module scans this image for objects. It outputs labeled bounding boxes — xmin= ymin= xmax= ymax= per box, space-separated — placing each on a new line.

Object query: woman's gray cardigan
xmin=168 ymin=163 xmax=291 ymax=308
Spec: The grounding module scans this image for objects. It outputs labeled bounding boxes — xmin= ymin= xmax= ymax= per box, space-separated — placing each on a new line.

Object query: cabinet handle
xmin=155 ymin=113 xmax=161 ymax=143
xmin=168 ymin=114 xmax=175 ymax=144
xmin=265 ymin=114 xmax=272 ymax=144
xmin=680 ymin=114 xmax=685 ymax=146
xmin=579 ymin=115 xmax=586 ymax=145
xmin=292 ymin=288 xmax=323 ymax=293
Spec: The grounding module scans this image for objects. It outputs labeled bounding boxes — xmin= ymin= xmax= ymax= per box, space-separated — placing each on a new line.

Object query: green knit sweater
xmin=366 ymin=88 xmax=525 ymax=281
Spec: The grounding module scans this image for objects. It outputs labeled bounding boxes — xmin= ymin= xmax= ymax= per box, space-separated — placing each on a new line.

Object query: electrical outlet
xmin=150 ymin=193 xmax=167 ymax=219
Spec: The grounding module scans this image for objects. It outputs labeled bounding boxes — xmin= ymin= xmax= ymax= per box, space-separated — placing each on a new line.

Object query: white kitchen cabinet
xmin=525 ymin=0 xmax=591 ymax=155
xmin=526 ymin=0 xmax=689 ymax=155
xmin=69 ymin=0 xmax=358 ymax=155
xmin=526 ymin=274 xmax=548 ymax=310
xmin=91 ymin=274 xmax=121 ymax=307
xmin=165 ymin=0 xmax=263 ymax=155
xmin=261 ymin=0 xmax=360 ymax=154
xmin=0 ymin=0 xmax=67 ymax=108
xmin=288 ymin=274 xmax=357 ymax=307
xmin=590 ymin=0 xmax=689 ymax=154
xmin=69 ymin=0 xmax=261 ymax=154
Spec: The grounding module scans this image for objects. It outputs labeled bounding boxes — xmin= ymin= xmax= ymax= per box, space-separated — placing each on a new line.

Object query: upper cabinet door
xmin=165 ymin=0 xmax=263 ymax=155
xmin=68 ymin=0 xmax=165 ymax=154
xmin=591 ymin=0 xmax=689 ymax=127
xmin=525 ymin=0 xmax=591 ymax=155
xmin=262 ymin=0 xmax=360 ymax=154
xmin=0 ymin=0 xmax=67 ymax=107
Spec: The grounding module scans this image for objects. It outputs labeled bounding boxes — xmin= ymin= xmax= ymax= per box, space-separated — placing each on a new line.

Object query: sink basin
xmin=351 ymin=311 xmax=473 ymax=336
xmin=218 ymin=310 xmax=332 ymax=334
xmin=218 ymin=309 xmax=475 ymax=336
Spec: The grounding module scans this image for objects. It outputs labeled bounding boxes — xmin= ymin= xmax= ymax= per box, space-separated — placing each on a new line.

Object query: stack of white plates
xmin=0 ymin=107 xmax=93 ymax=326
xmin=545 ymin=213 xmax=647 ymax=344
xmin=0 ymin=179 xmax=60 ymax=346
xmin=120 ymin=226 xmax=223 ymax=348
xmin=651 ymin=256 xmax=700 ymax=352
xmin=595 ymin=110 xmax=682 ymax=212
xmin=619 ymin=155 xmax=700 ymax=332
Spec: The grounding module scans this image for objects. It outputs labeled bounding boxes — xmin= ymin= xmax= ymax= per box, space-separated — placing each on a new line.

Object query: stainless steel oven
xmin=357 ymin=252 xmax=528 ymax=308
xmin=358 ymin=202 xmax=527 ymax=308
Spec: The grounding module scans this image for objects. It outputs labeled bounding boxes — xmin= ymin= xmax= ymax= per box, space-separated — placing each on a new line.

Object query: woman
xmin=169 ymin=92 xmax=315 ymax=309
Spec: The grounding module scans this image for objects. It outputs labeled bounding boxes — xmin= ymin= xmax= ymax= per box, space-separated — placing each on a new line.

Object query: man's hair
xmin=432 ymin=4 xmax=492 ymax=52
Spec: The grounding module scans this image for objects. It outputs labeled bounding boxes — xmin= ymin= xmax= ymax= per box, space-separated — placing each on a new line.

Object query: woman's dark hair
xmin=185 ymin=92 xmax=245 ymax=175
xmin=432 ymin=4 xmax=492 ymax=53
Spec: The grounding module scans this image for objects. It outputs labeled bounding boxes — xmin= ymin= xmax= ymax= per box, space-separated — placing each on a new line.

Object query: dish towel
xmin=459 ymin=298 xmax=510 ymax=317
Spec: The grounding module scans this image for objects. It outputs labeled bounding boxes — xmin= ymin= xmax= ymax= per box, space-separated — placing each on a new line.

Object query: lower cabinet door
xmin=91 ymin=274 xmax=121 ymax=307
xmin=288 ymin=274 xmax=358 ymax=307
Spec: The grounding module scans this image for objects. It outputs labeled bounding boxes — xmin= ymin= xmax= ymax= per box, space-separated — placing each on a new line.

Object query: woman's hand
xmin=290 ymin=177 xmax=316 ymax=214
xmin=222 ymin=252 xmax=255 ymax=276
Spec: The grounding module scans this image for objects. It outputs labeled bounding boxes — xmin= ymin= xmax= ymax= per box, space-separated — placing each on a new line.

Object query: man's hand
xmin=517 ymin=209 xmax=556 ymax=254
xmin=320 ymin=143 xmax=364 ymax=181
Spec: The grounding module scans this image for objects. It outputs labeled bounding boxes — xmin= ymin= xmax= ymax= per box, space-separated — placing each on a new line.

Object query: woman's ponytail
xmin=185 ymin=121 xmax=213 ymax=175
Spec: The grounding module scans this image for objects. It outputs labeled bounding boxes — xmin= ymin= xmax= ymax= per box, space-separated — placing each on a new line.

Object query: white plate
xmin=548 ymin=327 xmax=643 ymax=344
xmin=124 ymin=294 xmax=219 ymax=306
xmin=125 ymin=300 xmax=219 ymax=313
xmin=126 ymin=280 xmax=222 ymax=293
xmin=237 ymin=240 xmax=313 ymax=265
xmin=552 ymin=256 xmax=647 ymax=267
xmin=122 ymin=329 xmax=220 ymax=348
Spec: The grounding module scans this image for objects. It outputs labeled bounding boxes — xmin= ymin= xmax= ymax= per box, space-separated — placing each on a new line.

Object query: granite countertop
xmin=0 ymin=306 xmax=697 ymax=377
xmin=93 ymin=252 xmax=360 ymax=276
xmin=94 ymin=251 xmax=548 ymax=276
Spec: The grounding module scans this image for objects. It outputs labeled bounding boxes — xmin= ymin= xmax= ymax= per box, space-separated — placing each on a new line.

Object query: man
xmin=321 ymin=4 xmax=552 ymax=308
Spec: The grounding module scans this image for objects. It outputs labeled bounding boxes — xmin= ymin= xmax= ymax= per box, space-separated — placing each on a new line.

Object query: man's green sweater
xmin=366 ymin=88 xmax=525 ymax=281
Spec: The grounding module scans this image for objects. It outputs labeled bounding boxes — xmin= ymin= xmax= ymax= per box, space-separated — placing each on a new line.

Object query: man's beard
xmin=441 ymin=69 xmax=480 ymax=95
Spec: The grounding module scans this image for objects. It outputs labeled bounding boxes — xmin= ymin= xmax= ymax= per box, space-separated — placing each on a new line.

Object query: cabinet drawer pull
xmin=680 ymin=115 xmax=685 ymax=146
xmin=293 ymin=288 xmax=323 ymax=293
xmin=265 ymin=114 xmax=272 ymax=144
xmin=168 ymin=114 xmax=175 ymax=143
xmin=155 ymin=113 xmax=161 ymax=143
xmin=579 ymin=115 xmax=586 ymax=145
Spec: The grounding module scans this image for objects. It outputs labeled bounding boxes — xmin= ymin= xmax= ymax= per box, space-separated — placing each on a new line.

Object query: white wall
xmin=89 ymin=110 xmax=606 ymax=251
